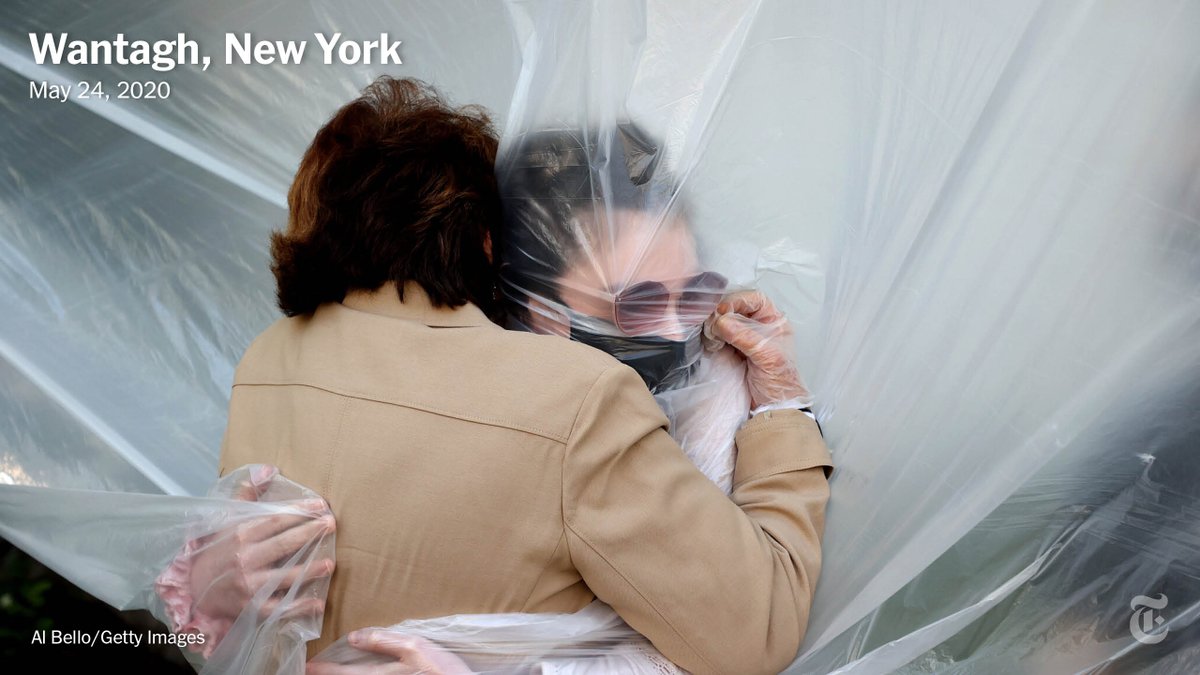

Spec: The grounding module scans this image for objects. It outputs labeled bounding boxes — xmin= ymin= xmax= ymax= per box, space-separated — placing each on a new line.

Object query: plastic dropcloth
xmin=0 ymin=465 xmax=336 ymax=673
xmin=1 ymin=0 xmax=1199 ymax=673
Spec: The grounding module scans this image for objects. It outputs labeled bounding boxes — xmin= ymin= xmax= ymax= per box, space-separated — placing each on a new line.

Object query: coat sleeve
xmin=562 ymin=365 xmax=834 ymax=675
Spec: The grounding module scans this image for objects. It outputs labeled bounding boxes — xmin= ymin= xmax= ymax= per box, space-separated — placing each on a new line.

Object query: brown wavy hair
xmin=270 ymin=76 xmax=502 ymax=318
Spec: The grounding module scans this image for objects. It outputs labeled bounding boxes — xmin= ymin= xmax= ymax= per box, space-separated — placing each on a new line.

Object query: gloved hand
xmin=704 ymin=291 xmax=813 ymax=410
xmin=154 ymin=464 xmax=336 ymax=657
xmin=307 ymin=632 xmax=474 ymax=675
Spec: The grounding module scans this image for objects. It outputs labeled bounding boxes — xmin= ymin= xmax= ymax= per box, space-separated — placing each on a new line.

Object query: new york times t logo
xmin=1129 ymin=593 xmax=1169 ymax=644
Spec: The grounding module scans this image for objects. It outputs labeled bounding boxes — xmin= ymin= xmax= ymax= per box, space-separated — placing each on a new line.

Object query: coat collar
xmin=339 ymin=281 xmax=492 ymax=328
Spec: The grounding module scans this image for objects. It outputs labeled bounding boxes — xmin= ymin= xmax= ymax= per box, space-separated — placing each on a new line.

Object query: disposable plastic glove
xmin=704 ymin=291 xmax=813 ymax=410
xmin=154 ymin=464 xmax=336 ymax=657
xmin=307 ymin=632 xmax=473 ymax=675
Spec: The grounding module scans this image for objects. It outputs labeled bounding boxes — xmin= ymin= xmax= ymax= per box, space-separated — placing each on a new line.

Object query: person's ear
xmin=524 ymin=296 xmax=570 ymax=338
xmin=483 ymin=232 xmax=493 ymax=263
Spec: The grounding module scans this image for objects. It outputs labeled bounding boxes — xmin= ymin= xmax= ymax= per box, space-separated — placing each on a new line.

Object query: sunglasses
xmin=608 ymin=271 xmax=728 ymax=336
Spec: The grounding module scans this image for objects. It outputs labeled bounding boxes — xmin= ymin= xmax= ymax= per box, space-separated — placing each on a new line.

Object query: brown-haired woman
xmin=170 ymin=76 xmax=832 ymax=675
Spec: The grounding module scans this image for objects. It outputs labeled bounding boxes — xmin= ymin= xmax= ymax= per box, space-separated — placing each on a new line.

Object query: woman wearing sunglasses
xmin=306 ymin=126 xmax=830 ymax=673
xmin=499 ymin=126 xmax=821 ymax=494
xmin=164 ymin=80 xmax=832 ymax=675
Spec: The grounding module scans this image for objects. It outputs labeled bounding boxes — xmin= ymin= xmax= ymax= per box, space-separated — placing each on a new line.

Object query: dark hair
xmin=270 ymin=76 xmax=503 ymax=318
xmin=497 ymin=123 xmax=680 ymax=306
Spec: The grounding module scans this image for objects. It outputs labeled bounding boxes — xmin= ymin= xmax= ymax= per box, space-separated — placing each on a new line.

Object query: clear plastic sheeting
xmin=0 ymin=0 xmax=1197 ymax=673
xmin=0 ymin=465 xmax=335 ymax=673
xmin=311 ymin=601 xmax=685 ymax=674
xmin=0 ymin=464 xmax=687 ymax=673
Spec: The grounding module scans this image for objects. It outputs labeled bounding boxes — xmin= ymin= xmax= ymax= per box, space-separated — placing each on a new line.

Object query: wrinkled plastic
xmin=1 ymin=0 xmax=1199 ymax=673
xmin=0 ymin=465 xmax=335 ymax=673
xmin=310 ymin=601 xmax=685 ymax=674
xmin=152 ymin=463 xmax=336 ymax=662
xmin=0 ymin=461 xmax=690 ymax=673
xmin=705 ymin=291 xmax=812 ymax=409
xmin=497 ymin=124 xmax=733 ymax=395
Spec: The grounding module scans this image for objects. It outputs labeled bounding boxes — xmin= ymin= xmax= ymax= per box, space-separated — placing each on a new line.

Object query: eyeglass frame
xmin=597 ymin=270 xmax=729 ymax=337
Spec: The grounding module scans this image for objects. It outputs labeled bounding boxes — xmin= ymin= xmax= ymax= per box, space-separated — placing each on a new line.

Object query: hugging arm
xmin=153 ymin=465 xmax=336 ymax=658
xmin=563 ymin=365 xmax=832 ymax=675
xmin=306 ymin=291 xmax=830 ymax=674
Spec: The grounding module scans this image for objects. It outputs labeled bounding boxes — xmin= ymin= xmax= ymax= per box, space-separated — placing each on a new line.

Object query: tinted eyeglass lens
xmin=614 ymin=280 xmax=670 ymax=333
xmin=678 ymin=272 xmax=728 ymax=317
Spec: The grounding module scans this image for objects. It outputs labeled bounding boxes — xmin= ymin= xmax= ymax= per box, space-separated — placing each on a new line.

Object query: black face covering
xmin=569 ymin=324 xmax=702 ymax=393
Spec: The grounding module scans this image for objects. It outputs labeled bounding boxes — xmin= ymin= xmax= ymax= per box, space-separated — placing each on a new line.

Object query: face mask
xmin=569 ymin=323 xmax=701 ymax=393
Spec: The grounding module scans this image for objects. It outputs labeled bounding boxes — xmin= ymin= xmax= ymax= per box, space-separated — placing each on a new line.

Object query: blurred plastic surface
xmin=0 ymin=0 xmax=1197 ymax=672
xmin=0 ymin=465 xmax=334 ymax=673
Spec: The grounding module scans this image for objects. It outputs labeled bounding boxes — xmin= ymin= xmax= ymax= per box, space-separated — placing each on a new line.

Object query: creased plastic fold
xmin=0 ymin=0 xmax=1198 ymax=672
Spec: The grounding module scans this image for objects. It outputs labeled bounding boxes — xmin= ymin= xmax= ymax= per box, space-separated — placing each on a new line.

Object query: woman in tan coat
xmin=169 ymin=77 xmax=833 ymax=675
